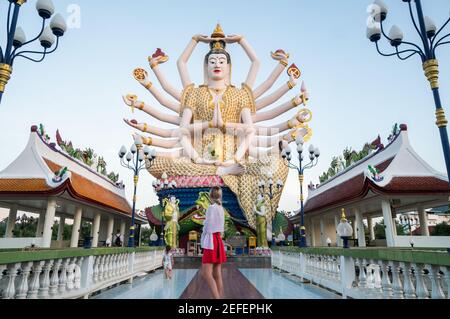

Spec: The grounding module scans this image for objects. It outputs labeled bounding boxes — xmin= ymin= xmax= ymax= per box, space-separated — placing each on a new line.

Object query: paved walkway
xmin=179 ymin=264 xmax=264 ymax=299
xmin=92 ymin=267 xmax=340 ymax=299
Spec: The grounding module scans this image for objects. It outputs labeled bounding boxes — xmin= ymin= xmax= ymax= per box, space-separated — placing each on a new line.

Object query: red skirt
xmin=202 ymin=233 xmax=227 ymax=264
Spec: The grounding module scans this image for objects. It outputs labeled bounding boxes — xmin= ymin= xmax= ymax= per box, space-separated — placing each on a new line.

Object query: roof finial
xmin=341 ymin=208 xmax=347 ymax=221
xmin=211 ymin=22 xmax=225 ymax=39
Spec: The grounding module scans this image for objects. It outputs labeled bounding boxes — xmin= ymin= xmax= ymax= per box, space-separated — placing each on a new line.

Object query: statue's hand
xmin=122 ymin=95 xmax=137 ymax=107
xmin=288 ymin=74 xmax=298 ymax=87
xmin=196 ymin=35 xmax=213 ymax=43
xmin=225 ymin=34 xmax=243 ymax=44
xmin=124 ymin=118 xmax=143 ymax=131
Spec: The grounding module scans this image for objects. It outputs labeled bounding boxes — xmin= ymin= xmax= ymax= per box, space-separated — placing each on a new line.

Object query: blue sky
xmin=1 ymin=0 xmax=450 ymax=215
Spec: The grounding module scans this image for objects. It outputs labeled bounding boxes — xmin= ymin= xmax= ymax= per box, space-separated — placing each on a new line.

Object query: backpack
xmin=115 ymin=234 xmax=122 ymax=246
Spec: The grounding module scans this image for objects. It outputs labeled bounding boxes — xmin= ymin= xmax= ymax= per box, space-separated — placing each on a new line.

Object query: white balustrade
xmin=0 ymin=248 xmax=163 ymax=299
xmin=271 ymin=249 xmax=450 ymax=299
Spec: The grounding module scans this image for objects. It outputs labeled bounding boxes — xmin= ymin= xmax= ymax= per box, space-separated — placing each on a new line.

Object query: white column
xmin=311 ymin=218 xmax=316 ymax=247
xmin=418 ymin=206 xmax=430 ymax=236
xmin=120 ymin=220 xmax=126 ymax=247
xmin=368 ymin=217 xmax=375 ymax=241
xmin=36 ymin=211 xmax=45 ymax=237
xmin=70 ymin=207 xmax=83 ymax=248
xmin=382 ymin=200 xmax=395 ymax=247
xmin=57 ymin=217 xmax=65 ymax=241
xmin=4 ymin=205 xmax=18 ymax=238
xmin=42 ymin=198 xmax=57 ymax=248
xmin=334 ymin=215 xmax=341 ymax=247
xmin=106 ymin=216 xmax=114 ymax=246
xmin=349 ymin=217 xmax=357 ymax=239
xmin=91 ymin=212 xmax=101 ymax=248
xmin=353 ymin=208 xmax=366 ymax=247
xmin=319 ymin=218 xmax=325 ymax=246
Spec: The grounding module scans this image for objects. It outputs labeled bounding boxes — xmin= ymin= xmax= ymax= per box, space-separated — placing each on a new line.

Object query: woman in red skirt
xmin=201 ymin=186 xmax=227 ymax=299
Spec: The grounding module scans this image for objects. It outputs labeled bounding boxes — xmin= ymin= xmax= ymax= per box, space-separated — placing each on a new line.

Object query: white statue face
xmin=170 ymin=196 xmax=176 ymax=204
xmin=207 ymin=53 xmax=230 ymax=81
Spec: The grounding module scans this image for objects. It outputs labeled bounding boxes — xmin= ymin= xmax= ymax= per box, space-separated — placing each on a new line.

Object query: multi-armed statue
xmin=123 ymin=24 xmax=313 ymax=232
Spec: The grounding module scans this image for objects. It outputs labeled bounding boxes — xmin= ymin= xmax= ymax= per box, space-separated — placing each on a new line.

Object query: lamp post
xmin=0 ymin=0 xmax=67 ymax=104
xmin=119 ymin=140 xmax=156 ymax=247
xmin=258 ymin=173 xmax=283 ymax=247
xmin=366 ymin=0 xmax=450 ymax=183
xmin=398 ymin=213 xmax=420 ymax=235
xmin=152 ymin=172 xmax=177 ymax=246
xmin=281 ymin=136 xmax=320 ymax=247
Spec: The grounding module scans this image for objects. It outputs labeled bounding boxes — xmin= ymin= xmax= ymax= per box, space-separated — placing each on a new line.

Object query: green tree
xmin=140 ymin=227 xmax=152 ymax=245
xmin=0 ymin=218 xmax=6 ymax=237
xmin=51 ymin=221 xmax=73 ymax=240
xmin=13 ymin=215 xmax=38 ymax=237
xmin=432 ymin=222 xmax=450 ymax=236
xmin=374 ymin=219 xmax=406 ymax=239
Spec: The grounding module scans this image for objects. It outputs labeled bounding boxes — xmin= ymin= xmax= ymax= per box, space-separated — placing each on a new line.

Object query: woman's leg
xmin=202 ymin=264 xmax=220 ymax=299
xmin=212 ymin=264 xmax=224 ymax=298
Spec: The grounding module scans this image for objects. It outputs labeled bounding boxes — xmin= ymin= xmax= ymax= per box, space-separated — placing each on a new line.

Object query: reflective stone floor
xmin=92 ymin=269 xmax=197 ymax=299
xmin=239 ymin=269 xmax=340 ymax=299
xmin=92 ymin=268 xmax=340 ymax=299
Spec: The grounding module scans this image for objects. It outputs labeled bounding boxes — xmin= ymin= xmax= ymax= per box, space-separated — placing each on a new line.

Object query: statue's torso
xmin=181 ymin=84 xmax=256 ymax=161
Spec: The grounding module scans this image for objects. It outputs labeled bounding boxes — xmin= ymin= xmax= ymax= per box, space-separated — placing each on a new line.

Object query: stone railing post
xmin=16 ymin=262 xmax=33 ymax=299
xmin=299 ymin=252 xmax=306 ymax=280
xmin=2 ymin=263 xmax=20 ymax=299
xmin=127 ymin=252 xmax=135 ymax=283
xmin=339 ymin=255 xmax=355 ymax=298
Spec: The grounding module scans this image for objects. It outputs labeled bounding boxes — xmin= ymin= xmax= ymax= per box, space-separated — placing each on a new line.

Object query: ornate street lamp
xmin=0 ymin=0 xmax=67 ymax=103
xmin=366 ymin=0 xmax=450 ymax=183
xmin=152 ymin=172 xmax=177 ymax=246
xmin=281 ymin=136 xmax=320 ymax=247
xmin=258 ymin=172 xmax=283 ymax=246
xmin=119 ymin=138 xmax=156 ymax=247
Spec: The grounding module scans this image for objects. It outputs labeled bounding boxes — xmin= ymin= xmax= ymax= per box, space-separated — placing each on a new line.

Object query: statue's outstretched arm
xmin=237 ymin=37 xmax=261 ymax=89
xmin=177 ymin=35 xmax=208 ymax=89
xmin=255 ymin=111 xmax=309 ymax=136
xmin=149 ymin=64 xmax=182 ymax=102
xmin=133 ymin=133 xmax=179 ymax=149
xmin=134 ymin=74 xmax=180 ymax=113
xmin=122 ymin=95 xmax=180 ymax=125
xmin=255 ymin=74 xmax=298 ymax=111
xmin=123 ymin=119 xmax=176 ymax=138
xmin=252 ymin=87 xmax=308 ymax=123
xmin=251 ymin=130 xmax=302 ymax=148
xmin=253 ymin=50 xmax=290 ymax=99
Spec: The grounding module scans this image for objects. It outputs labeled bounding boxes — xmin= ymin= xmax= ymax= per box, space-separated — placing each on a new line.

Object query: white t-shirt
xmin=201 ymin=204 xmax=225 ymax=250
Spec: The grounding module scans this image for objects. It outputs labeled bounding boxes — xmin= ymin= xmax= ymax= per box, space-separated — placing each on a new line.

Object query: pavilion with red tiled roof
xmin=290 ymin=124 xmax=450 ymax=248
xmin=0 ymin=126 xmax=146 ymax=249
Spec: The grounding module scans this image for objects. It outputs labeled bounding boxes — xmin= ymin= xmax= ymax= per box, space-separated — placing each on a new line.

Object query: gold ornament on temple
xmin=287 ymin=63 xmax=301 ymax=79
xmin=341 ymin=208 xmax=347 ymax=221
xmin=211 ymin=23 xmax=225 ymax=38
xmin=133 ymin=68 xmax=148 ymax=81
